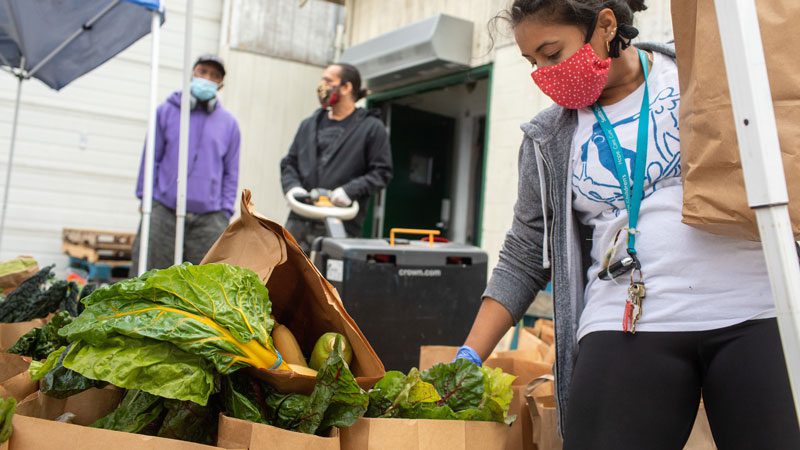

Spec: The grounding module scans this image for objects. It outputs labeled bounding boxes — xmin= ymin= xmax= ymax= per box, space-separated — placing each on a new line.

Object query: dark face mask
xmin=317 ymin=81 xmax=341 ymax=108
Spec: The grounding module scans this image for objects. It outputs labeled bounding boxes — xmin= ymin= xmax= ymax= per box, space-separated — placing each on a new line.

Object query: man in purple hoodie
xmin=130 ymin=54 xmax=241 ymax=274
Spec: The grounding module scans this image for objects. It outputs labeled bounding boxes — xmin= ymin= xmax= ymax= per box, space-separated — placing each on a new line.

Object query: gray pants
xmin=285 ymin=217 xmax=328 ymax=255
xmin=129 ymin=201 xmax=229 ymax=276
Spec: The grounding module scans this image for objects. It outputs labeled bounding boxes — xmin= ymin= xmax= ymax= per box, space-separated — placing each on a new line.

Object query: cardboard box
xmin=0 ymin=353 xmax=36 ymax=401
xmin=5 ymin=414 xmax=232 ymax=450
xmin=216 ymin=414 xmax=340 ymax=450
xmin=15 ymin=387 xmax=123 ymax=426
xmin=202 ymin=190 xmax=384 ymax=394
xmin=340 ymin=417 xmax=510 ymax=450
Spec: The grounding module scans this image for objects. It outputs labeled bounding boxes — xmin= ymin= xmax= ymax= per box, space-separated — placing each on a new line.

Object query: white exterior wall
xmin=221 ymin=0 xmax=340 ymax=224
xmin=343 ymin=0 xmax=510 ymax=65
xmin=0 ymin=1 xmax=223 ymax=267
xmin=220 ymin=49 xmax=323 ymax=223
xmin=481 ymin=3 xmax=674 ymax=270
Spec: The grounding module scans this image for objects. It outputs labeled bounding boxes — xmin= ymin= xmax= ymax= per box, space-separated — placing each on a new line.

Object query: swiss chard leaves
xmin=298 ymin=336 xmax=369 ymax=434
xmin=421 ymin=359 xmax=484 ymax=412
xmin=92 ymin=390 xmax=164 ymax=434
xmin=222 ymin=371 xmax=268 ymax=424
xmin=223 ymin=336 xmax=368 ymax=436
xmin=30 ymin=346 xmax=107 ymax=398
xmin=60 ymin=263 xmax=284 ymax=376
xmin=62 ymin=335 xmax=215 ymax=405
xmin=365 ymin=360 xmax=516 ymax=424
xmin=157 ymin=398 xmax=219 ymax=445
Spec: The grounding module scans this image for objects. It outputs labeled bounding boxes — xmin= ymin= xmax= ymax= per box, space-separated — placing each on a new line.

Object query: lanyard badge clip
xmin=598 ymin=252 xmax=640 ymax=281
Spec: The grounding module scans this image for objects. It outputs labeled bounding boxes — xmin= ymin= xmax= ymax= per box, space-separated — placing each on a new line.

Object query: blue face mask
xmin=190 ymin=77 xmax=218 ymax=102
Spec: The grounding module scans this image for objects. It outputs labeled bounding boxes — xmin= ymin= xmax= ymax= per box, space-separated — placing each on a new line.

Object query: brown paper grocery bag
xmin=0 ymin=257 xmax=37 ymax=295
xmin=485 ymin=356 xmax=553 ymax=450
xmin=525 ymin=376 xmax=562 ymax=450
xmin=339 ymin=417 xmax=510 ymax=450
xmin=518 ymin=329 xmax=551 ymax=360
xmin=7 ymin=414 xmax=233 ymax=450
xmin=672 ymin=0 xmax=800 ymax=240
xmin=0 ymin=353 xmax=36 ymax=401
xmin=418 ymin=346 xmax=459 ymax=371
xmin=0 ymin=317 xmax=48 ymax=351
xmin=216 ymin=414 xmax=340 ymax=450
xmin=202 ymin=190 xmax=384 ymax=394
xmin=15 ymin=387 xmax=123 ymax=426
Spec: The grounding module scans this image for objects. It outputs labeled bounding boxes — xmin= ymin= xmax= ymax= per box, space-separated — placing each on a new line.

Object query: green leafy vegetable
xmin=61 ymin=283 xmax=94 ymax=317
xmin=298 ymin=335 xmax=369 ymax=434
xmin=29 ymin=345 xmax=107 ymax=398
xmin=60 ymin=263 xmax=285 ymax=375
xmin=41 ymin=361 xmax=107 ymax=399
xmin=421 ymin=359 xmax=484 ymax=412
xmin=222 ymin=372 xmax=268 ymax=424
xmin=58 ymin=264 xmax=286 ymax=405
xmin=479 ymin=366 xmax=516 ymax=424
xmin=9 ymin=311 xmax=73 ymax=359
xmin=0 ymin=266 xmax=80 ymax=323
xmin=93 ymin=391 xmax=219 ymax=445
xmin=365 ymin=360 xmax=516 ymax=424
xmin=92 ymin=390 xmax=165 ymax=434
xmin=62 ymin=335 xmax=215 ymax=405
xmin=157 ymin=399 xmax=219 ymax=445
xmin=0 ymin=265 xmax=54 ymax=322
xmin=264 ymin=390 xmax=310 ymax=431
xmin=0 ymin=396 xmax=16 ymax=443
xmin=29 ymin=346 xmax=66 ymax=381
xmin=365 ymin=369 xmax=441 ymax=419
xmin=224 ymin=336 xmax=369 ymax=435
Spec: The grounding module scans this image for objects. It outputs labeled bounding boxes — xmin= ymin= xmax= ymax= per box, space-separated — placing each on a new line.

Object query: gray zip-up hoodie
xmin=483 ymin=42 xmax=676 ymax=430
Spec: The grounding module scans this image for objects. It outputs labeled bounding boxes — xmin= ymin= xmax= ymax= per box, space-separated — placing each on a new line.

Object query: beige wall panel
xmin=221 ymin=50 xmax=322 ymax=224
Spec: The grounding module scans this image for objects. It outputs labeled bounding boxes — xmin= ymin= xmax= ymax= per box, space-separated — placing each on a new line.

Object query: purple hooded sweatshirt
xmin=136 ymin=91 xmax=241 ymax=218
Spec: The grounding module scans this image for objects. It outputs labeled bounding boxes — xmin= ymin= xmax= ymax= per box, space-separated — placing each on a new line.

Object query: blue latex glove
xmin=453 ymin=345 xmax=482 ymax=367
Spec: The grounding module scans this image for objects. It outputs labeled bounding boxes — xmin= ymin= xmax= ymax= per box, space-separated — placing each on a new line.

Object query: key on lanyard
xmin=623 ymin=270 xmax=646 ymax=334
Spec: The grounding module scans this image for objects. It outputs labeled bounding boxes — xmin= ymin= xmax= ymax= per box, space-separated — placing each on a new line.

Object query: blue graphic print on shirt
xmin=573 ymin=86 xmax=682 ymax=216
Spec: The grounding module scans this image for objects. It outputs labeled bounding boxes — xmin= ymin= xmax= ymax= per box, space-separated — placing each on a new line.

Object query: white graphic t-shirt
xmin=572 ymin=51 xmax=775 ymax=339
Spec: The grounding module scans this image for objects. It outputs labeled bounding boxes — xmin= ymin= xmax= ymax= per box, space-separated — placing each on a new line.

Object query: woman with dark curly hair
xmin=454 ymin=1 xmax=800 ymax=448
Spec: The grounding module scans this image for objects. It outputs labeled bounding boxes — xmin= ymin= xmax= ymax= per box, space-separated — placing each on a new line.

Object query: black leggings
xmin=564 ymin=319 xmax=800 ymax=450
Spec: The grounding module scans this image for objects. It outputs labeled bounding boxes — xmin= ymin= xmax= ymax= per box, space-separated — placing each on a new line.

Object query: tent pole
xmin=0 ymin=69 xmax=24 ymax=255
xmin=175 ymin=0 xmax=193 ymax=265
xmin=139 ymin=9 xmax=161 ymax=275
xmin=715 ymin=0 xmax=800 ymax=423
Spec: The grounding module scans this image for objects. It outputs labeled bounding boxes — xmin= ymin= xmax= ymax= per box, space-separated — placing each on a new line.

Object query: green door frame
xmin=365 ymin=63 xmax=494 ymax=246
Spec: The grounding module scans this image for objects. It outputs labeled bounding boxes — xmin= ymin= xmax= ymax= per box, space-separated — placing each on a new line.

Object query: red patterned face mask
xmin=530 ymin=43 xmax=611 ymax=109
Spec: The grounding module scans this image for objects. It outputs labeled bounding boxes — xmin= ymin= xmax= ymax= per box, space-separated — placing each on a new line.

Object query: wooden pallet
xmin=62 ymin=228 xmax=135 ymax=264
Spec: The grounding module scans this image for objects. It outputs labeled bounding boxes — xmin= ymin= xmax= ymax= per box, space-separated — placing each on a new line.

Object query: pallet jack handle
xmin=389 ymin=228 xmax=441 ymax=248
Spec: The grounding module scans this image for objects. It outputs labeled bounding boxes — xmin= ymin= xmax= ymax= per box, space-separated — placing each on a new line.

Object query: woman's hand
xmin=458 ymin=298 xmax=515 ymax=363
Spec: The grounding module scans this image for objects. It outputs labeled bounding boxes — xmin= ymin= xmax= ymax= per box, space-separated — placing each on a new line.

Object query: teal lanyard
xmin=591 ymin=49 xmax=650 ymax=256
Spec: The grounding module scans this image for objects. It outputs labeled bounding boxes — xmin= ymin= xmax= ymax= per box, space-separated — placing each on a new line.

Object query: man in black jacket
xmin=280 ymin=63 xmax=392 ymax=252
